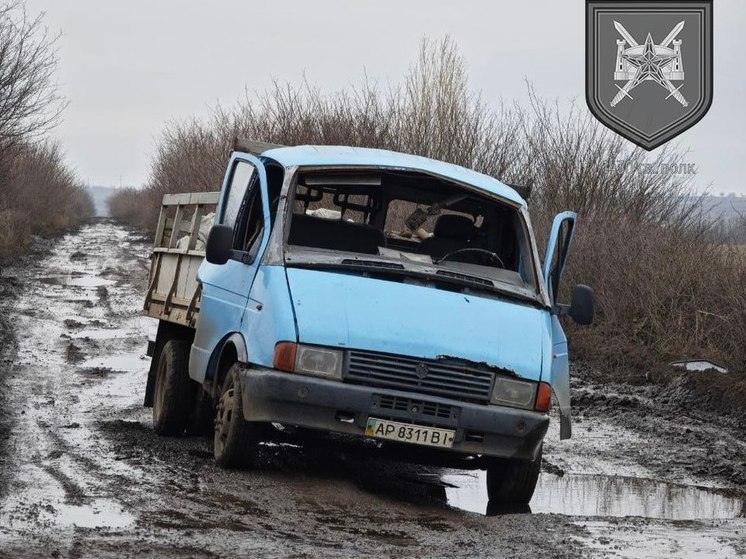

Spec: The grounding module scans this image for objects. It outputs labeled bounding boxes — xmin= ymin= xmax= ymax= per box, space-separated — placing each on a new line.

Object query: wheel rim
xmin=214 ymin=375 xmax=235 ymax=456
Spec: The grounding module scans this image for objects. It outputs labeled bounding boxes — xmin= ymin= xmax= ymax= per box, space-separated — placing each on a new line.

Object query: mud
xmin=0 ymin=220 xmax=743 ymax=558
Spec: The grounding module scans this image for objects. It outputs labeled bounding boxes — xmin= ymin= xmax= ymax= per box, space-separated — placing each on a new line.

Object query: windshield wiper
xmin=288 ymin=256 xmax=542 ymax=306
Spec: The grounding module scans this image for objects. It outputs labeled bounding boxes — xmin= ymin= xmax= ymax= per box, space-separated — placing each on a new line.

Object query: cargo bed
xmin=143 ymin=191 xmax=219 ymax=328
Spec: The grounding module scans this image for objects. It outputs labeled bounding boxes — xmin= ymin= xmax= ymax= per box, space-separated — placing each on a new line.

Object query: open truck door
xmin=189 ymin=151 xmax=271 ymax=385
xmin=543 ymin=212 xmax=594 ymax=440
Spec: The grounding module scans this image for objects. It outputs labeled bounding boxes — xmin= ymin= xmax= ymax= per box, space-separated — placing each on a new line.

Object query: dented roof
xmin=259 ymin=145 xmax=526 ymax=206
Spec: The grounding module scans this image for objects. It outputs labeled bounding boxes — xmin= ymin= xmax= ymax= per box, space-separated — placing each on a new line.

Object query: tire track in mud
xmin=0 ymin=296 xmax=18 ymax=501
xmin=0 ymin=221 xmax=152 ymax=556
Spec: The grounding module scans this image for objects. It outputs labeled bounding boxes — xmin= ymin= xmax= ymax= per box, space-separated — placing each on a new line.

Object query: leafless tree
xmin=0 ymin=1 xmax=65 ymax=148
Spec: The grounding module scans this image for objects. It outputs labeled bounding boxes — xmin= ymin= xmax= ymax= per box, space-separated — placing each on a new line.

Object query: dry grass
xmin=565 ymin=215 xmax=746 ymax=370
xmin=110 ymin=37 xmax=746 ymax=374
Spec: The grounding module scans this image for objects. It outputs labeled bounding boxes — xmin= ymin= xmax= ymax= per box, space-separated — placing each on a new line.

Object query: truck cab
xmin=143 ymin=141 xmax=593 ymax=505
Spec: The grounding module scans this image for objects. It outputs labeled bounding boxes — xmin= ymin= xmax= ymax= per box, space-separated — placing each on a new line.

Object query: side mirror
xmin=205 ymin=224 xmax=234 ymax=265
xmin=569 ymin=284 xmax=594 ymax=325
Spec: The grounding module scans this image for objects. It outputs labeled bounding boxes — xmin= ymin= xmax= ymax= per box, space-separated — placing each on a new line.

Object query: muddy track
xmin=0 ymin=220 xmax=743 ymax=558
xmin=0 ymin=304 xmax=17 ymax=502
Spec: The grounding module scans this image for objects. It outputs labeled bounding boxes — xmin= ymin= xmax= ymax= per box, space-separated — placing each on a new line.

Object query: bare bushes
xmin=520 ymin=91 xmax=699 ymax=225
xmin=512 ymin=93 xmax=746 ymax=370
xmin=0 ymin=2 xmax=91 ymax=260
xmin=0 ymin=209 xmax=30 ymax=256
xmin=0 ymin=142 xmax=94 ymax=257
xmin=107 ymin=187 xmax=147 ymax=227
xmin=566 ymin=214 xmax=746 ymax=369
xmin=127 ymin=37 xmax=743 ymax=371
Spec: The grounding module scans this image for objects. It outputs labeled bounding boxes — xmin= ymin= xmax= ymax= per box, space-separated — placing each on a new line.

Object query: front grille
xmin=347 ymin=350 xmax=495 ymax=402
xmin=377 ymin=394 xmax=456 ymax=419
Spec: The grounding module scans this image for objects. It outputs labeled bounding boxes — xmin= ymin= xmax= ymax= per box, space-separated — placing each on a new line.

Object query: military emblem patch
xmin=586 ymin=1 xmax=713 ymax=150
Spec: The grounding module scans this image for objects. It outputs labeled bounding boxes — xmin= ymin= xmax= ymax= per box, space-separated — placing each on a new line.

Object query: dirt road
xmin=0 ymin=221 xmax=743 ymax=558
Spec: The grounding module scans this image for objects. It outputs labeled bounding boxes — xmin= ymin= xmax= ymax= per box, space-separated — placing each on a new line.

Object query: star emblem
xmin=622 ymin=33 xmax=678 ymax=87
xmin=610 ymin=22 xmax=688 ymax=107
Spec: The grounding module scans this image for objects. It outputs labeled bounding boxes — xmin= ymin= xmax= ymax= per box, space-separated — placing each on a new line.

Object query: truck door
xmin=189 ymin=153 xmax=269 ymax=383
xmin=542 ymin=211 xmax=576 ymax=440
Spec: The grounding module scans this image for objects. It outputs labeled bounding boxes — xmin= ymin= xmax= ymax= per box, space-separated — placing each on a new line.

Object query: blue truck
xmin=142 ymin=140 xmax=593 ymax=504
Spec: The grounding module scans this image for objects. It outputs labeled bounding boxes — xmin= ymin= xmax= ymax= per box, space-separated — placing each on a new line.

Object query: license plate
xmin=365 ymin=417 xmax=455 ymax=448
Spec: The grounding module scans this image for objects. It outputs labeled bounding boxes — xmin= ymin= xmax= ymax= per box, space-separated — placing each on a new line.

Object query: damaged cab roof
xmin=259 ymin=145 xmax=527 ymax=206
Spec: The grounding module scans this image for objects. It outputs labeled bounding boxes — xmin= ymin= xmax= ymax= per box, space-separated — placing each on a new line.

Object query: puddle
xmin=579 ymin=519 xmax=745 ymax=559
xmin=81 ymin=353 xmax=146 ymax=373
xmin=38 ymin=275 xmax=115 ymax=288
xmin=56 ymin=499 xmax=134 ymax=529
xmin=670 ymin=359 xmax=728 ymax=374
xmin=443 ymin=470 xmax=744 ymax=520
xmin=71 ymin=328 xmax=124 ymax=340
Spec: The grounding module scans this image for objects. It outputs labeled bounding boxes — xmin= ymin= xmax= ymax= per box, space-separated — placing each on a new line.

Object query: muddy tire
xmin=186 ymin=387 xmax=214 ymax=437
xmin=213 ymin=363 xmax=260 ymax=469
xmin=485 ymin=446 xmax=542 ymax=504
xmin=152 ymin=339 xmax=192 ymax=436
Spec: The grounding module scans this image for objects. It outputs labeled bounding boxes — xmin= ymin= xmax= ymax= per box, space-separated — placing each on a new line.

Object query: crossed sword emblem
xmin=611 ymin=21 xmax=687 ymax=107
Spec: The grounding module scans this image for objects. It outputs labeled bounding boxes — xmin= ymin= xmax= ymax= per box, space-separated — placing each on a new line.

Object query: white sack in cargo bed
xmin=176 ymin=212 xmax=215 ymax=251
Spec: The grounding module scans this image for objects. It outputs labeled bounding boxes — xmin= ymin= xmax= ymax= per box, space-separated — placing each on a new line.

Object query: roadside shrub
xmin=121 ymin=37 xmax=745 ymax=372
xmin=566 ymin=214 xmax=746 ymax=370
xmin=0 ymin=2 xmax=92 ymax=261
xmin=0 ymin=209 xmax=31 ymax=256
xmin=107 ymin=187 xmax=147 ymax=227
xmin=0 ymin=142 xmax=93 ymax=259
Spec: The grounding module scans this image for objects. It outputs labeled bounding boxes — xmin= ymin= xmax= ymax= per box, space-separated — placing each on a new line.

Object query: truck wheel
xmin=485 ymin=446 xmax=542 ymax=504
xmin=153 ymin=339 xmax=192 ymax=436
xmin=213 ymin=363 xmax=260 ymax=469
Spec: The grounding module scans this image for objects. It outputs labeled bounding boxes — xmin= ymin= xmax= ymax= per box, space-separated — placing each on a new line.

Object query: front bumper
xmin=239 ymin=367 xmax=548 ymax=461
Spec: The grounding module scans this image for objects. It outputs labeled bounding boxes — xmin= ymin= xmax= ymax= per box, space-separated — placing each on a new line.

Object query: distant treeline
xmin=702 ymin=196 xmax=746 ymax=244
xmin=109 ymin=38 xmax=746 ymax=373
xmin=0 ymin=2 xmax=93 ymax=260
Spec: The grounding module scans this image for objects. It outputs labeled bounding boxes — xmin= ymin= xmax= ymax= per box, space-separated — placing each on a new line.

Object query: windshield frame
xmin=265 ymin=163 xmax=551 ymax=308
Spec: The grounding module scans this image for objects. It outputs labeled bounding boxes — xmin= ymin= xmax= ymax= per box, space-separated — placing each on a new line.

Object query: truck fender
xmin=208 ymin=332 xmax=249 ymax=397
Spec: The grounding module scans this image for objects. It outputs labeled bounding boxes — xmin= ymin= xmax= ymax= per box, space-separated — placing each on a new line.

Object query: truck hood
xmin=285 ymin=268 xmax=548 ymax=381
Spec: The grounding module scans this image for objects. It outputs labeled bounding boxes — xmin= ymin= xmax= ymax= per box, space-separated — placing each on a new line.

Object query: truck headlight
xmin=490 ymin=377 xmax=536 ymax=409
xmin=273 ymin=342 xmax=343 ymax=380
xmin=296 ymin=345 xmax=343 ymax=379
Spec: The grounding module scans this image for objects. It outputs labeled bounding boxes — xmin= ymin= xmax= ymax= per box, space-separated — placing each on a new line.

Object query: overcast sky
xmin=24 ymin=0 xmax=746 ymax=194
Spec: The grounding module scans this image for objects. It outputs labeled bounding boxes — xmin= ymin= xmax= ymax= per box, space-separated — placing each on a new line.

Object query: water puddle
xmin=56 ymin=499 xmax=134 ymax=529
xmin=580 ymin=519 xmax=744 ymax=559
xmin=38 ymin=274 xmax=115 ymax=288
xmin=443 ymin=470 xmax=744 ymax=520
xmin=81 ymin=353 xmax=146 ymax=373
xmin=71 ymin=328 xmax=124 ymax=340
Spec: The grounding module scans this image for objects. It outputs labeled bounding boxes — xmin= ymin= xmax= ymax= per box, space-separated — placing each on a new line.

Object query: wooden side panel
xmin=143 ymin=191 xmax=219 ymax=328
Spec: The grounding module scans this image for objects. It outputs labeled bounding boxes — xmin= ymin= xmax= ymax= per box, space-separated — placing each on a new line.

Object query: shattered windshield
xmin=285 ymin=169 xmax=538 ymax=293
